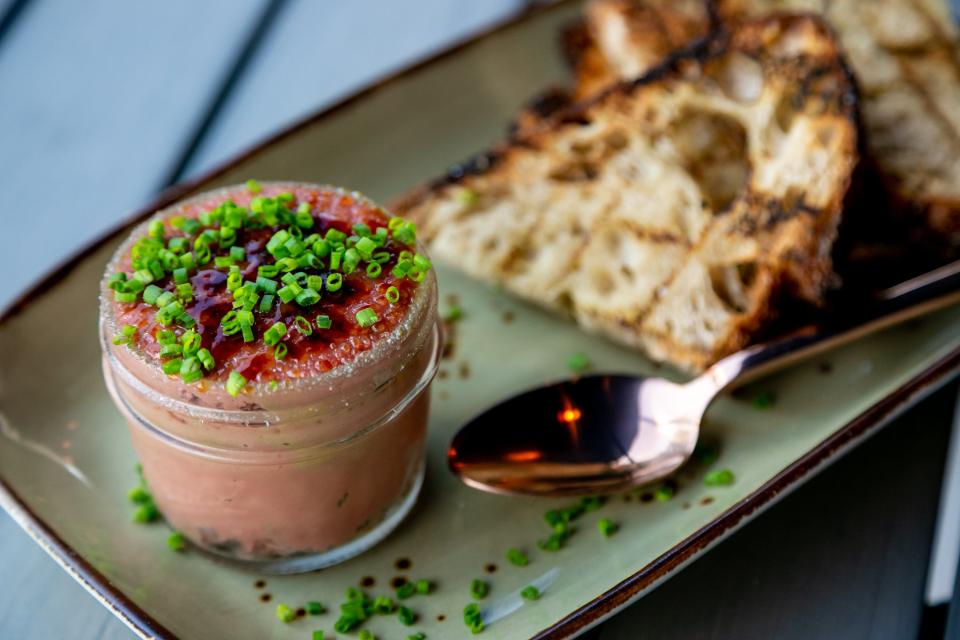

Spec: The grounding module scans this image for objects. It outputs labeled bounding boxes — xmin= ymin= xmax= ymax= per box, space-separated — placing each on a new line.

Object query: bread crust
xmin=393 ymin=16 xmax=859 ymax=371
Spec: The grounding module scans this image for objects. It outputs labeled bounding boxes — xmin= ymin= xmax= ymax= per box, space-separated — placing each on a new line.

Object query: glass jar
xmin=99 ymin=184 xmax=440 ymax=573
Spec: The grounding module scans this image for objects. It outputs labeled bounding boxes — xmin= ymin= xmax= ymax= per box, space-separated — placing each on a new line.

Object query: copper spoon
xmin=448 ymin=261 xmax=960 ymax=497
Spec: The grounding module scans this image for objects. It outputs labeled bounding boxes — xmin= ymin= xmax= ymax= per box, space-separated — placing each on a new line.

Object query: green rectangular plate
xmin=1 ymin=2 xmax=959 ymax=638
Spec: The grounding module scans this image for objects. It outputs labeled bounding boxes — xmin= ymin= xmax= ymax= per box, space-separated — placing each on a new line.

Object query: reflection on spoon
xmin=0 ymin=412 xmax=90 ymax=486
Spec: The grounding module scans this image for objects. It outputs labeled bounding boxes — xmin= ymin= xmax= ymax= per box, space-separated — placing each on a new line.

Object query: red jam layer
xmin=111 ymin=185 xmax=420 ymax=382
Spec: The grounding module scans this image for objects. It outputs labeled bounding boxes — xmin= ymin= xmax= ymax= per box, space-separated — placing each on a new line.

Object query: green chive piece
xmin=385 ymin=286 xmax=400 ymax=304
xmin=316 ymin=314 xmax=332 ymax=330
xmin=359 ymin=631 xmax=375 ymax=640
xmin=312 ymin=632 xmax=324 ymax=640
xmin=568 ymin=352 xmax=590 ymax=374
xmin=752 ymin=392 xmax=775 ymax=409
xmin=259 ymin=294 xmax=275 ymax=313
xmin=407 ymin=633 xmax=427 ymax=640
xmin=226 ymin=371 xmax=247 ymax=397
xmin=325 ymin=273 xmax=343 ymax=292
xmin=306 ymin=601 xmax=325 ymax=615
xmin=704 ymin=469 xmax=735 ymax=486
xmin=581 ymin=495 xmax=605 ymax=511
xmin=148 ymin=220 xmax=165 ymax=240
xmin=356 ymin=308 xmax=378 ymax=328
xmin=276 ymin=603 xmax=296 ymax=624
xmin=246 ymin=179 xmax=262 ymax=193
xmin=443 ymin=305 xmax=462 ymax=322
xmin=372 ymin=595 xmax=395 ymax=615
xmin=197 ymin=348 xmax=215 ymax=371
xmin=167 ymin=531 xmax=186 ymax=551
xmin=506 ymin=548 xmax=528 ymax=567
xmin=654 ymin=482 xmax=676 ymax=502
xmin=277 ymin=285 xmax=297 ymax=304
xmin=470 ymin=579 xmax=489 ymax=600
xmin=597 ymin=518 xmax=618 ymax=537
xmin=274 ymin=343 xmax=288 ymax=360
xmin=264 ymin=322 xmax=287 ymax=346
xmin=229 ymin=245 xmax=245 ymax=262
xmin=162 ymin=358 xmax=182 ymax=376
xmin=365 ymin=262 xmax=382 ymax=278
xmin=463 ymin=603 xmax=484 ymax=634
xmin=294 ymin=315 xmax=313 ymax=336
xmin=396 ymin=582 xmax=416 ymax=600
xmin=180 ymin=357 xmax=202 ymax=383
xmin=415 ymin=579 xmax=431 ymax=595
xmin=133 ymin=502 xmax=159 ymax=523
xmin=335 ymin=615 xmax=361 ymax=633
xmin=397 ymin=605 xmax=416 ymax=626
xmin=520 ymin=585 xmax=540 ymax=601
xmin=296 ymin=288 xmax=321 ymax=306
xmin=127 ymin=486 xmax=151 ymax=505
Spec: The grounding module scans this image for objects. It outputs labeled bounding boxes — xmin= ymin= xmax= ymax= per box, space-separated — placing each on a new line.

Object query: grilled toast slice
xmin=393 ymin=16 xmax=858 ymax=371
xmin=575 ymin=0 xmax=960 ymax=262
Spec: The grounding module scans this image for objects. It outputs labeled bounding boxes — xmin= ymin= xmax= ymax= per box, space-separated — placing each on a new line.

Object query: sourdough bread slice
xmin=575 ymin=0 xmax=960 ymax=263
xmin=393 ymin=16 xmax=858 ymax=371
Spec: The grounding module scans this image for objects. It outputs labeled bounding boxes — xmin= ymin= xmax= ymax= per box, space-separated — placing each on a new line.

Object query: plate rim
xmin=1 ymin=0 xmax=959 ymax=637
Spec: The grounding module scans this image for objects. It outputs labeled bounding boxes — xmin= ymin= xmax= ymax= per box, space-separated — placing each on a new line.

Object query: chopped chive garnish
xmin=128 ymin=486 xmax=151 ymax=504
xmin=148 ymin=220 xmax=165 ymax=240
xmin=520 ymin=585 xmax=540 ymax=601
xmin=568 ymin=352 xmax=590 ymax=374
xmin=274 ymin=343 xmax=288 ymax=360
xmin=470 ymin=579 xmax=489 ymax=600
xmin=246 ymin=179 xmax=262 ymax=193
xmin=167 ymin=531 xmax=186 ymax=551
xmin=162 ymin=358 xmax=182 ymax=376
xmin=372 ymin=596 xmax=395 ymax=614
xmin=133 ymin=502 xmax=159 ymax=523
xmin=407 ymin=633 xmax=426 ymax=640
xmin=197 ymin=348 xmax=215 ymax=371
xmin=704 ymin=469 xmax=735 ymax=486
xmin=386 ymin=286 xmax=400 ymax=304
xmin=306 ymin=601 xmax=325 ymax=615
xmin=396 ymin=582 xmax=416 ymax=599
xmin=294 ymin=315 xmax=313 ymax=336
xmin=415 ymin=579 xmax=431 ymax=595
xmin=356 ymin=307 xmax=378 ymax=328
xmin=325 ymin=273 xmax=343 ymax=292
xmin=312 ymin=632 xmax=325 ymax=640
xmin=597 ymin=518 xmax=618 ymax=537
xmin=752 ymin=392 xmax=775 ymax=409
xmin=365 ymin=262 xmax=382 ymax=278
xmin=443 ymin=305 xmax=462 ymax=322
xmin=463 ymin=603 xmax=484 ymax=634
xmin=264 ymin=322 xmax=287 ymax=346
xmin=397 ymin=605 xmax=416 ymax=626
xmin=506 ymin=548 xmax=528 ymax=567
xmin=296 ymin=288 xmax=321 ymax=306
xmin=259 ymin=294 xmax=275 ymax=313
xmin=316 ymin=315 xmax=332 ymax=330
xmin=226 ymin=371 xmax=247 ymax=397
xmin=276 ymin=603 xmax=295 ymax=623
xmin=654 ymin=482 xmax=675 ymax=502
xmin=359 ymin=631 xmax=375 ymax=640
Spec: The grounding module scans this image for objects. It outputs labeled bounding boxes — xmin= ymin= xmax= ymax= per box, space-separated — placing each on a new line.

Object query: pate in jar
xmin=99 ymin=182 xmax=439 ymax=573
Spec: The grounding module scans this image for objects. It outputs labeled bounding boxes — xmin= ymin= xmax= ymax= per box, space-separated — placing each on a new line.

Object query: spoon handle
xmin=700 ymin=260 xmax=960 ymax=393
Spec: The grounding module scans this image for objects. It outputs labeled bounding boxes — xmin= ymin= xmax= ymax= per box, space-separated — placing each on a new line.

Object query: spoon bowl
xmin=449 ymin=261 xmax=960 ymax=497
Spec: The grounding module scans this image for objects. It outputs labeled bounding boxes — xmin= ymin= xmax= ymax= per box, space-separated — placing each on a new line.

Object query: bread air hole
xmin=709 ymin=261 xmax=757 ymax=313
xmin=716 ymin=52 xmax=764 ymax=104
xmin=670 ymin=108 xmax=749 ymax=214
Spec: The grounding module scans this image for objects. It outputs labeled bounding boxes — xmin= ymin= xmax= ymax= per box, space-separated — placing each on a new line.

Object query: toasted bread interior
xmin=394 ymin=16 xmax=858 ymax=371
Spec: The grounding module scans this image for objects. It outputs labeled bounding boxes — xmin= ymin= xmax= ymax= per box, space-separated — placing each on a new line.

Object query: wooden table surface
xmin=1 ymin=1 xmax=958 ymax=638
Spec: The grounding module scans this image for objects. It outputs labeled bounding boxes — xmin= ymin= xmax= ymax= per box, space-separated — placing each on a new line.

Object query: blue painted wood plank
xmin=184 ymin=0 xmax=526 ymax=177
xmin=0 ymin=0 xmax=269 ymax=311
